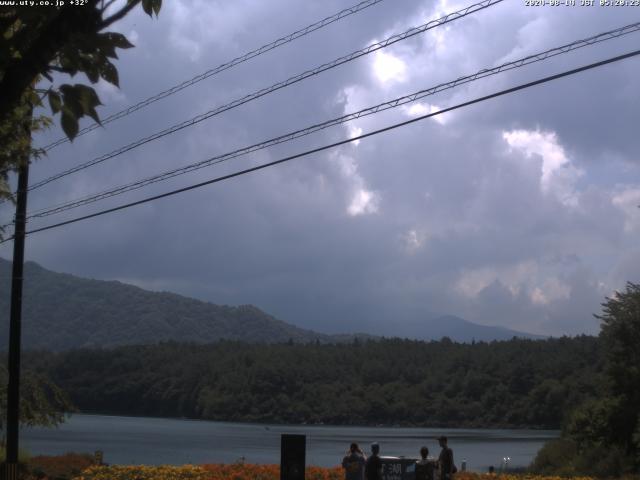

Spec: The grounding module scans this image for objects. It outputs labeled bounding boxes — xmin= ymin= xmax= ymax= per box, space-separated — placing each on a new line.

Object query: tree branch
xmin=100 ymin=0 xmax=119 ymax=13
xmin=100 ymin=0 xmax=140 ymax=30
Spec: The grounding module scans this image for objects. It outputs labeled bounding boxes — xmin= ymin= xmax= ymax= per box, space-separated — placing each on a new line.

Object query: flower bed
xmin=71 ymin=464 xmax=343 ymax=480
xmin=72 ymin=464 xmax=210 ymax=480
xmin=27 ymin=461 xmax=640 ymax=480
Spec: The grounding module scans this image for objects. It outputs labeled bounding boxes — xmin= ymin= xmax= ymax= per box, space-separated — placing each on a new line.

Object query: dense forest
xmin=23 ymin=336 xmax=602 ymax=429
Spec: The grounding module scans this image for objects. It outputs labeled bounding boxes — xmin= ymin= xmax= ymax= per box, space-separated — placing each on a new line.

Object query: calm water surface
xmin=22 ymin=414 xmax=558 ymax=471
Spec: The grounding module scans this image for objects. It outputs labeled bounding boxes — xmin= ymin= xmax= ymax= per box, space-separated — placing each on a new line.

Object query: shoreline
xmin=52 ymin=412 xmax=561 ymax=432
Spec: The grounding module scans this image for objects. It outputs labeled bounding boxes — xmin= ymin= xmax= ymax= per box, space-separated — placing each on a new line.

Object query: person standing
xmin=437 ymin=436 xmax=455 ymax=480
xmin=342 ymin=443 xmax=366 ymax=480
xmin=416 ymin=446 xmax=435 ymax=480
xmin=365 ymin=443 xmax=383 ymax=480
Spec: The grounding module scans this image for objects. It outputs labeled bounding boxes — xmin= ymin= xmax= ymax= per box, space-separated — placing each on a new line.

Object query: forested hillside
xmin=0 ymin=259 xmax=330 ymax=349
xmin=24 ymin=336 xmax=602 ymax=428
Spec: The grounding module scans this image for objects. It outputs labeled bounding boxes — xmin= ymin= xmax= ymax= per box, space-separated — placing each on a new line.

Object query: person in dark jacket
xmin=416 ymin=446 xmax=435 ymax=480
xmin=342 ymin=443 xmax=366 ymax=480
xmin=365 ymin=443 xmax=383 ymax=480
xmin=437 ymin=436 xmax=455 ymax=480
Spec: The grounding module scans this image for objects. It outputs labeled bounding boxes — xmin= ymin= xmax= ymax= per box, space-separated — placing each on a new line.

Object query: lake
xmin=22 ymin=414 xmax=557 ymax=472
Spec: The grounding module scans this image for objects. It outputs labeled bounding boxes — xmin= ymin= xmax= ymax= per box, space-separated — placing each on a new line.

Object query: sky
xmin=2 ymin=0 xmax=639 ymax=337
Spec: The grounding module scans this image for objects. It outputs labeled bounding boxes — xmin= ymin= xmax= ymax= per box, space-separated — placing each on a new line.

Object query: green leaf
xmin=95 ymin=37 xmax=118 ymax=60
xmin=74 ymin=84 xmax=103 ymax=123
xmin=82 ymin=60 xmax=101 ymax=83
xmin=141 ymin=0 xmax=153 ymax=16
xmin=102 ymin=32 xmax=134 ymax=50
xmin=60 ymin=107 xmax=79 ymax=140
xmin=59 ymin=84 xmax=103 ymax=127
xmin=28 ymin=89 xmax=42 ymax=107
xmin=58 ymin=53 xmax=79 ymax=77
xmin=48 ymin=91 xmax=62 ymax=114
xmin=100 ymin=60 xmax=119 ymax=87
xmin=85 ymin=106 xmax=101 ymax=125
xmin=142 ymin=0 xmax=161 ymax=17
xmin=59 ymin=84 xmax=83 ymax=117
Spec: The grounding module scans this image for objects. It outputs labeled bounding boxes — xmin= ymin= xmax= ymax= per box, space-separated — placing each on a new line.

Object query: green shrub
xmin=0 ymin=446 xmax=31 ymax=463
xmin=530 ymin=438 xmax=579 ymax=476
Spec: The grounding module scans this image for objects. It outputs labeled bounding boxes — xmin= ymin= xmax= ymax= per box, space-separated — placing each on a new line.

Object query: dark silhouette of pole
xmin=4 ymin=131 xmax=31 ymax=480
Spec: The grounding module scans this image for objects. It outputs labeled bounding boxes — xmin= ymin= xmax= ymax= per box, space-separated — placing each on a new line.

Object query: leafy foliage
xmin=0 ymin=0 xmax=161 ymax=187
xmin=23 ymin=336 xmax=602 ymax=429
xmin=0 ymin=89 xmax=51 ymax=201
xmin=532 ymin=283 xmax=640 ymax=476
xmin=0 ymin=363 xmax=74 ymax=430
xmin=597 ymin=283 xmax=640 ymax=414
xmin=530 ymin=438 xmax=580 ymax=477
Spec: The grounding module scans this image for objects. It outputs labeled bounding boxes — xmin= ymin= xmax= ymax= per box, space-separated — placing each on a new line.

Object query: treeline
xmin=530 ymin=283 xmax=640 ymax=477
xmin=24 ymin=336 xmax=602 ymax=429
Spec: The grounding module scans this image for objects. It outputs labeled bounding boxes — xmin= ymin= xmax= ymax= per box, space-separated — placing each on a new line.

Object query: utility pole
xmin=3 ymin=115 xmax=31 ymax=480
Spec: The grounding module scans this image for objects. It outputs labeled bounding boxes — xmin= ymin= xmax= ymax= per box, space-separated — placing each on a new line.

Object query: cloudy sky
xmin=2 ymin=0 xmax=639 ymax=337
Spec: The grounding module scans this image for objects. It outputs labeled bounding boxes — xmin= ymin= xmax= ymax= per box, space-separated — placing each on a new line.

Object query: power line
xmin=2 ymin=48 xmax=636 ymax=243
xmin=22 ymin=21 xmax=640 ymax=221
xmin=39 ymin=0 xmax=387 ymax=152
xmin=26 ymin=0 xmax=503 ymax=193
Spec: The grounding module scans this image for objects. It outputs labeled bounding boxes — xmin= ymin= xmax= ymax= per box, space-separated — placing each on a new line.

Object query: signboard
xmin=380 ymin=456 xmax=418 ymax=480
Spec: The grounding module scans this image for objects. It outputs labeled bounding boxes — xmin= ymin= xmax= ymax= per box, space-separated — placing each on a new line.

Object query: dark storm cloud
xmin=2 ymin=0 xmax=640 ymax=336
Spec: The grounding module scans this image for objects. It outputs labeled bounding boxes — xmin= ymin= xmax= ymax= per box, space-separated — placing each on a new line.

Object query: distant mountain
xmin=0 ymin=258 xmax=543 ymax=350
xmin=383 ymin=314 xmax=545 ymax=342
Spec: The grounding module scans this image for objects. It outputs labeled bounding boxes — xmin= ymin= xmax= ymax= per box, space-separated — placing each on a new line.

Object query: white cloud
xmin=529 ymin=278 xmax=571 ymax=306
xmin=456 ymin=262 xmax=538 ymax=299
xmin=348 ymin=189 xmax=380 ymax=216
xmin=94 ymin=79 xmax=127 ymax=105
xmin=372 ymin=49 xmax=407 ymax=85
xmin=332 ymin=153 xmax=380 ymax=217
xmin=401 ymin=228 xmax=427 ymax=254
xmin=455 ymin=267 xmax=503 ymax=299
xmin=502 ymin=129 xmax=583 ymax=206
xmin=612 ymin=187 xmax=640 ymax=233
xmin=127 ymin=29 xmax=140 ymax=46
xmin=457 ymin=262 xmax=572 ymax=309
xmin=349 ymin=126 xmax=363 ymax=147
xmin=166 ymin=0 xmax=259 ymax=62
xmin=498 ymin=16 xmax=550 ymax=64
xmin=403 ymin=102 xmax=449 ymax=125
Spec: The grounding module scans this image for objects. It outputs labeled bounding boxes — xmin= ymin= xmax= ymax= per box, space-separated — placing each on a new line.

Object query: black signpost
xmin=281 ymin=434 xmax=306 ymax=480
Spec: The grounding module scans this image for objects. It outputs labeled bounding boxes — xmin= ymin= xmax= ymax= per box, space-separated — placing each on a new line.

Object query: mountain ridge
xmin=0 ymin=257 xmax=541 ymax=350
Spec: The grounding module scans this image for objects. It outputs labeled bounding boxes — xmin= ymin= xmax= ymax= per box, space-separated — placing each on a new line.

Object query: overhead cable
xmin=1 ymin=48 xmax=635 ymax=243
xmin=23 ymin=21 xmax=640 ymax=220
xmin=39 ymin=0 xmax=388 ymax=152
xmin=27 ymin=0 xmax=504 ymax=192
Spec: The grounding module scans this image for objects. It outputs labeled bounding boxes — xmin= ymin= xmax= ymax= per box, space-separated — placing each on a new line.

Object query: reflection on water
xmin=22 ymin=414 xmax=558 ymax=471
